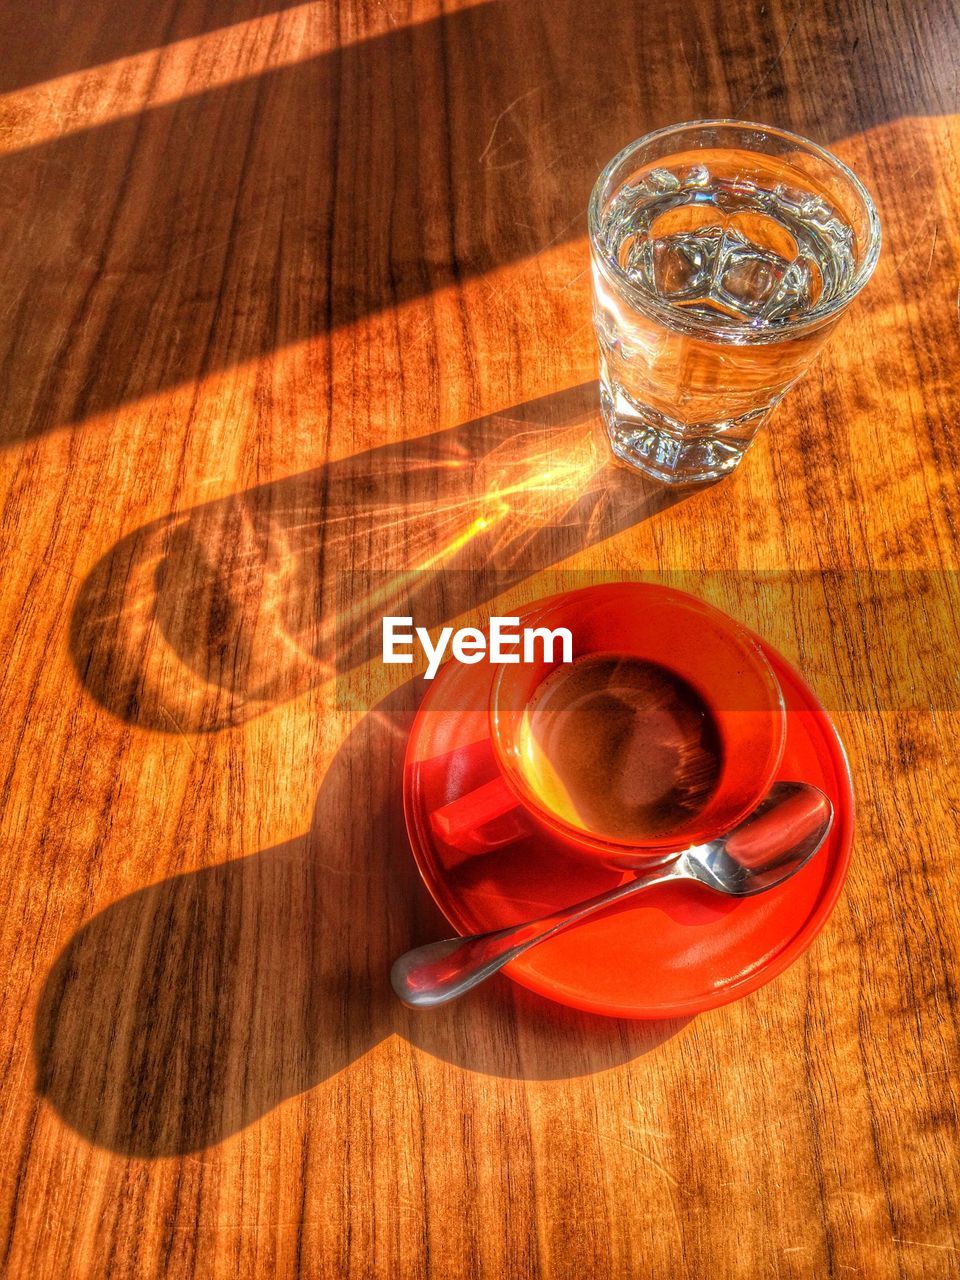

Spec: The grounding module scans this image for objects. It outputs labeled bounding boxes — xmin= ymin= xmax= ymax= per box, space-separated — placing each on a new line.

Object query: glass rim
xmin=587 ymin=118 xmax=882 ymax=344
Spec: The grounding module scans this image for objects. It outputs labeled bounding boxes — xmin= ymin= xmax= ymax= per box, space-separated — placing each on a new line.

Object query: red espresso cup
xmin=430 ymin=583 xmax=786 ymax=866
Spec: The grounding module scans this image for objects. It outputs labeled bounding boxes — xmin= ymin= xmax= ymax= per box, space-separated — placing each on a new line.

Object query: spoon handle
xmin=391 ymin=861 xmax=682 ymax=1008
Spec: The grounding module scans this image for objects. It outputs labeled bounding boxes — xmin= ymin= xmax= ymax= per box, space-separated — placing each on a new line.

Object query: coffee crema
xmin=517 ymin=654 xmax=722 ymax=842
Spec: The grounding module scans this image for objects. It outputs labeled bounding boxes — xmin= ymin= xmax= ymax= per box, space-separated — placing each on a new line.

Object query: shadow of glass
xmin=34 ymin=681 xmax=690 ymax=1157
xmin=70 ymin=384 xmax=705 ymax=731
xmin=0 ymin=0 xmax=920 ymax=442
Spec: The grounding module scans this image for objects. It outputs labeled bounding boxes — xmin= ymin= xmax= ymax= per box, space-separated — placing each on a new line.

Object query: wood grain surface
xmin=1 ymin=0 xmax=959 ymax=1276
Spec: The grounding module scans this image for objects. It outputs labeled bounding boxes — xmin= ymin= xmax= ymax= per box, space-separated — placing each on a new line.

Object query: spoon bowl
xmin=392 ymin=781 xmax=833 ymax=1009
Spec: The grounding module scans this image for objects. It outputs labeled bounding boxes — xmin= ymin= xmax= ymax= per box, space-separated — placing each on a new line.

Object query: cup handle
xmin=430 ymin=776 xmax=528 ymax=858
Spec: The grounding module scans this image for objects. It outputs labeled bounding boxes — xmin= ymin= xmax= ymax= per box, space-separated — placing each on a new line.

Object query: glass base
xmin=599 ymin=381 xmax=771 ymax=485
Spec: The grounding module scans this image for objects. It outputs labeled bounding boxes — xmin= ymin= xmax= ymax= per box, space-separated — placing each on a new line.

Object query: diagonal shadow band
xmin=1 ymin=0 xmax=313 ymax=93
xmin=34 ymin=679 xmax=690 ymax=1157
xmin=1 ymin=0 xmax=926 ymax=442
xmin=69 ymin=384 xmax=702 ymax=732
xmin=1 ymin=0 xmax=629 ymax=440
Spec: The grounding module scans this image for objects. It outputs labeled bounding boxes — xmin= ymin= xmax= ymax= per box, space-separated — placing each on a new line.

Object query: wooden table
xmin=2 ymin=1 xmax=959 ymax=1275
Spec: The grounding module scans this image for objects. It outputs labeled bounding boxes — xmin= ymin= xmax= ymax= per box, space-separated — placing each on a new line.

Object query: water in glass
xmin=590 ymin=128 xmax=879 ymax=483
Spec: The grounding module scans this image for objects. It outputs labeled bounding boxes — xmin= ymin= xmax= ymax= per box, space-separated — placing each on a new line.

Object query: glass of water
xmin=589 ymin=120 xmax=881 ymax=484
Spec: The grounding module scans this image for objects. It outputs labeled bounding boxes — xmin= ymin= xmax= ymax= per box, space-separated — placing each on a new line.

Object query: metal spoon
xmin=391 ymin=781 xmax=832 ymax=1008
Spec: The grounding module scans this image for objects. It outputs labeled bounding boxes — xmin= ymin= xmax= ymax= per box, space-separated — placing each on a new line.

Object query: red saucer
xmin=403 ymin=621 xmax=853 ymax=1020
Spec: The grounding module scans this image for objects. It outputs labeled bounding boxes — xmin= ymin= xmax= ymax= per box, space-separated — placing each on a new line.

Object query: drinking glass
xmin=588 ymin=120 xmax=881 ymax=483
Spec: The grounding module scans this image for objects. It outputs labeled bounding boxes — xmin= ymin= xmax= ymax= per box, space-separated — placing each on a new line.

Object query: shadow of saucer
xmin=34 ymin=681 xmax=689 ymax=1157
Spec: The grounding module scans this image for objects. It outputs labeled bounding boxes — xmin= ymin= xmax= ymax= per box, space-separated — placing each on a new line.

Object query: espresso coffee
xmin=519 ymin=654 xmax=722 ymax=841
